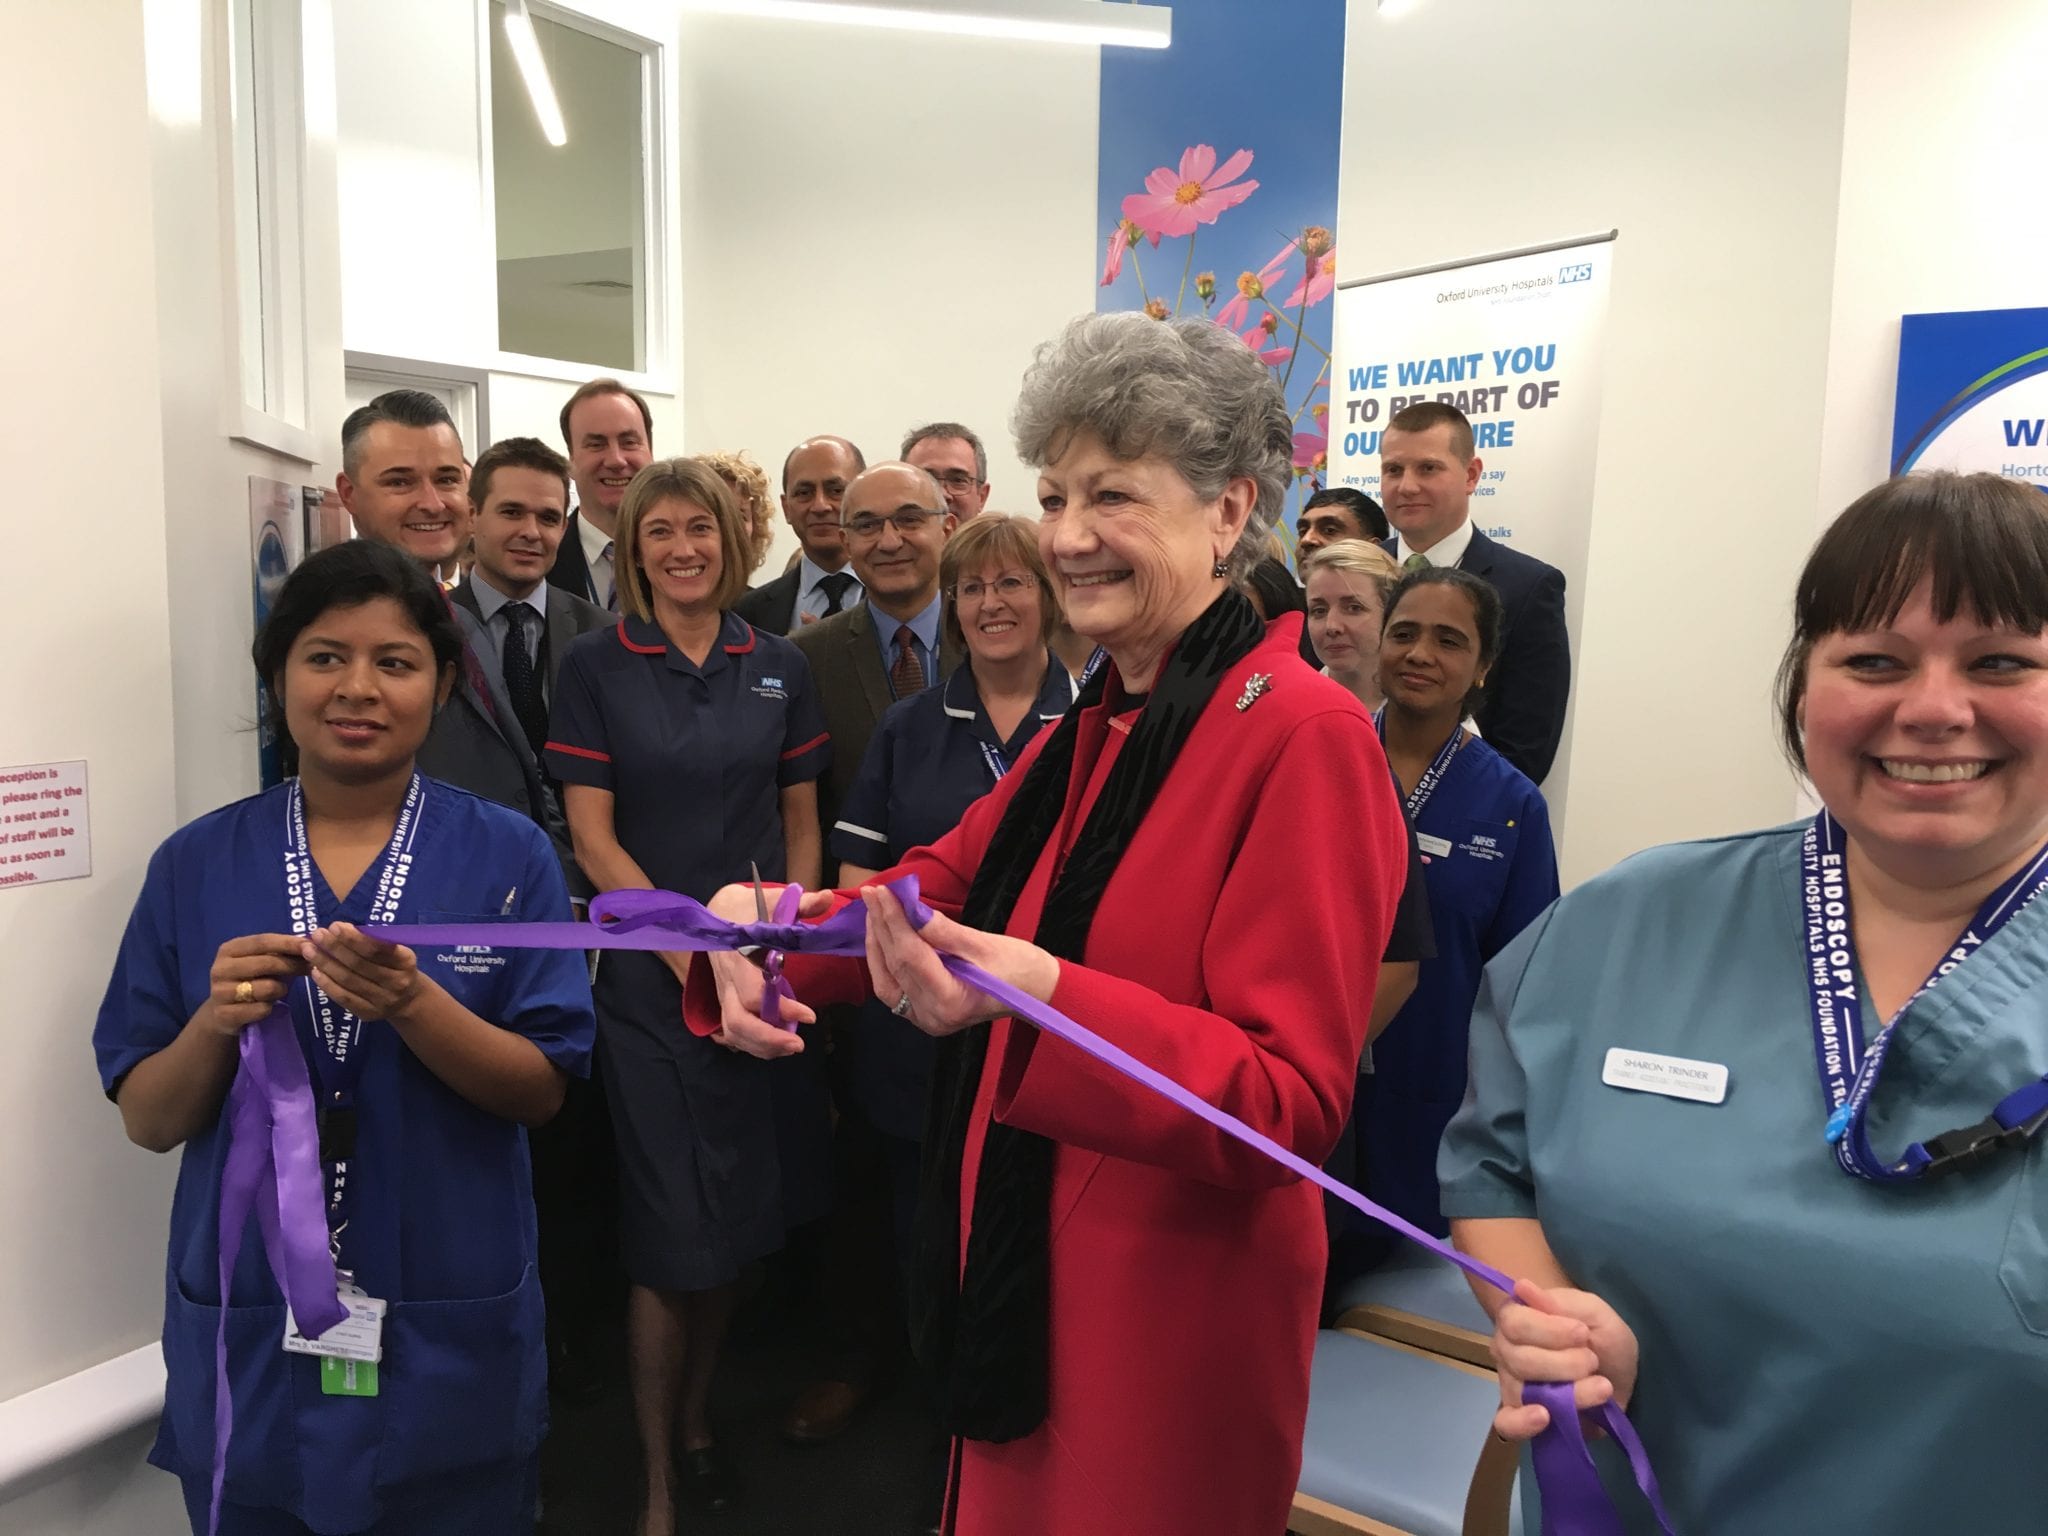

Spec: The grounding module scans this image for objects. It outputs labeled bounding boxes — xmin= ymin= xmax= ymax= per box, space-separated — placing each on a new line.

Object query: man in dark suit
xmin=782 ymin=462 xmax=961 ymax=1447
xmin=451 ymin=433 xmax=616 ymax=1403
xmin=734 ymin=435 xmax=867 ymax=635
xmin=1378 ymin=401 xmax=1571 ymax=784
xmin=548 ymin=376 xmax=654 ymax=610
xmin=336 ymin=390 xmax=578 ymax=872
xmin=1294 ymin=485 xmax=1390 ymax=666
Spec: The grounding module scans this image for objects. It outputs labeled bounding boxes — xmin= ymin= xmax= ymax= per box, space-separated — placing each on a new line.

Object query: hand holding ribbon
xmin=361 ymin=874 xmax=1676 ymax=1535
xmin=1490 ymin=1278 xmax=1641 ymax=1442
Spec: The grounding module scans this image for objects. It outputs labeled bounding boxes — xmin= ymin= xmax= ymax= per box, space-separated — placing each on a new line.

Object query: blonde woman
xmin=701 ymin=448 xmax=776 ymax=577
xmin=1305 ymin=538 xmax=1402 ymax=708
xmin=546 ymin=457 xmax=829 ymax=1530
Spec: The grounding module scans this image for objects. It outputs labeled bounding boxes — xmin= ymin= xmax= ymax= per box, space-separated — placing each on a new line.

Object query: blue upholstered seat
xmin=1295 ymin=1330 xmax=1523 ymax=1536
xmin=1329 ymin=1244 xmax=1495 ymax=1336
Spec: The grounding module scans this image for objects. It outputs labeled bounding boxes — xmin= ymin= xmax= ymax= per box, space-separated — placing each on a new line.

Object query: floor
xmin=535 ymin=1294 xmax=939 ymax=1536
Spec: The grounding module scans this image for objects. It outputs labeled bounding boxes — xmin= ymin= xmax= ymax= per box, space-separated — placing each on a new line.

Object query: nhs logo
xmin=1558 ymin=263 xmax=1594 ymax=284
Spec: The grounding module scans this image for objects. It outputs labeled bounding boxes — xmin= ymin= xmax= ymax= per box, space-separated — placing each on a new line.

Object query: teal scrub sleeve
xmin=1438 ymin=904 xmax=1559 ymax=1221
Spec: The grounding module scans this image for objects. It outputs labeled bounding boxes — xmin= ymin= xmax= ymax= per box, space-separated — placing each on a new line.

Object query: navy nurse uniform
xmin=93 ymin=782 xmax=595 ymax=1535
xmin=546 ymin=614 xmax=830 ymax=1292
xmin=1355 ymin=731 xmax=1557 ymax=1238
xmin=830 ymin=654 xmax=1073 ymax=1259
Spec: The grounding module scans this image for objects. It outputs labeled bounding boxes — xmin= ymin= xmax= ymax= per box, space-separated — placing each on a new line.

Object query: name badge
xmin=1601 ymin=1047 xmax=1728 ymax=1105
xmin=284 ymin=1284 xmax=387 ymax=1363
xmin=1416 ymin=832 xmax=1453 ymax=859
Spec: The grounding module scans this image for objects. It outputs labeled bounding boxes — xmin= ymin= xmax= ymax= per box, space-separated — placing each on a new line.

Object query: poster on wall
xmin=1095 ymin=0 xmax=1346 ymax=554
xmin=249 ymin=476 xmax=307 ymax=789
xmin=1328 ymin=234 xmax=1617 ymax=834
xmin=1891 ymin=306 xmax=2048 ymax=489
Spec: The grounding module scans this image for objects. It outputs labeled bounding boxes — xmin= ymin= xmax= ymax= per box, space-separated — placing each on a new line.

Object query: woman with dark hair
xmin=1242 ymin=552 xmax=1308 ymax=623
xmin=1357 ymin=565 xmax=1558 ymax=1241
xmin=694 ymin=312 xmax=1409 ymax=1536
xmin=1444 ymin=472 xmax=2048 ymax=1535
xmin=93 ymin=539 xmax=596 ymax=1534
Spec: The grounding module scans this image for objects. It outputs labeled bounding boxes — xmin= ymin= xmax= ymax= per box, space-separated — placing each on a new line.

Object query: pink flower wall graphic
xmin=1120 ymin=145 xmax=1259 ymax=239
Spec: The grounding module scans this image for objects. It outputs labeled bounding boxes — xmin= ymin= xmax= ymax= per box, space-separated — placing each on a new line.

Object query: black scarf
xmin=909 ymin=586 xmax=1269 ymax=1442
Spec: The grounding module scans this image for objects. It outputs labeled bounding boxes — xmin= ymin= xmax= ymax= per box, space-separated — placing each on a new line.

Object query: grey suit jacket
xmin=792 ymin=601 xmax=965 ymax=863
xmin=420 ymin=583 xmax=605 ymax=895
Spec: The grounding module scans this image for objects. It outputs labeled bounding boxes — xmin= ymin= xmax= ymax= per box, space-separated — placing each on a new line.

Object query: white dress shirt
xmin=577 ymin=512 xmax=616 ymax=609
xmin=1392 ymin=516 xmax=1475 ymax=571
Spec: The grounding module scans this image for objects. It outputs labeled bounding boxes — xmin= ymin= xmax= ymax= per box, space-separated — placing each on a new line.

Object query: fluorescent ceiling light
xmin=503 ymin=0 xmax=568 ymax=147
xmin=682 ymin=0 xmax=1172 ymax=50
xmin=1376 ymin=0 xmax=1427 ymax=14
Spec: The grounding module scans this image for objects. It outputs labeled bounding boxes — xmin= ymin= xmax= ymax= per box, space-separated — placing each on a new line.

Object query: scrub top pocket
xmin=1434 ymin=819 xmax=1519 ymax=921
xmin=162 ymin=1278 xmax=301 ymax=1505
xmin=376 ymin=1260 xmax=546 ymax=1484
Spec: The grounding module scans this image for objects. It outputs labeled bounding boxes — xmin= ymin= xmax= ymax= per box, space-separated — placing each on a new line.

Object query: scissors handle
xmin=757 ymin=881 xmax=806 ymax=1032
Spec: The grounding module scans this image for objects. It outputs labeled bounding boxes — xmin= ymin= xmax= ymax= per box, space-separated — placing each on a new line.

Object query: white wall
xmin=675 ymin=14 xmax=1100 ymax=569
xmin=1815 ymin=0 xmax=2048 ymax=518
xmin=335 ymin=0 xmax=682 ymax=412
xmin=0 ymin=2 xmax=178 ymax=1411
xmin=1341 ymin=0 xmax=1853 ymax=886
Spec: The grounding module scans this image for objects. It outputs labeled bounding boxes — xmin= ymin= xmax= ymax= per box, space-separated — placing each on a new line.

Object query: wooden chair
xmin=1327 ymin=1245 xmax=1495 ymax=1370
xmin=1290 ymin=1327 xmax=1521 ymax=1536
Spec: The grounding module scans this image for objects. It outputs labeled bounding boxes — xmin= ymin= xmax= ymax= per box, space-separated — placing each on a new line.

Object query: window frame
xmin=477 ymin=0 xmax=673 ymax=386
xmin=216 ymin=0 xmax=318 ymax=463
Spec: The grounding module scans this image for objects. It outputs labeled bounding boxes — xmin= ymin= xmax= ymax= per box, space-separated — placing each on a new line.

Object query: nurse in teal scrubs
xmin=1443 ymin=472 xmax=2048 ymax=1533
xmin=95 ymin=540 xmax=595 ymax=1534
xmin=1359 ymin=566 xmax=1557 ymax=1240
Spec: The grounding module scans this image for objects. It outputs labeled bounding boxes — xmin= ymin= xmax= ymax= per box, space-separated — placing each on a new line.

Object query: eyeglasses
xmin=842 ymin=510 xmax=942 ymax=540
xmin=929 ymin=470 xmax=981 ymax=492
xmin=954 ymin=574 xmax=1034 ymax=603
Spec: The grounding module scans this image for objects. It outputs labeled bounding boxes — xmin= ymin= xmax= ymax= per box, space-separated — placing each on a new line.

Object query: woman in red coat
xmin=697 ymin=312 xmax=1409 ymax=1536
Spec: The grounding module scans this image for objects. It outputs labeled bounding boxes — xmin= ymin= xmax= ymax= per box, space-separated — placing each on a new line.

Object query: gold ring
xmin=235 ymin=981 xmax=256 ymax=1003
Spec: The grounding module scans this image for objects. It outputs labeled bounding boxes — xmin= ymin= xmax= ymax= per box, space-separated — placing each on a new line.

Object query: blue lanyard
xmin=1800 ymin=809 xmax=2048 ymax=1181
xmin=285 ymin=773 xmax=426 ymax=1256
xmin=979 ymin=741 xmax=1009 ymax=783
xmin=1373 ymin=708 xmax=1462 ymax=821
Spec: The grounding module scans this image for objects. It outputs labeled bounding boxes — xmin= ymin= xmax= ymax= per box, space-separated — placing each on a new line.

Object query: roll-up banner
xmin=1328 ymin=233 xmax=1617 ymax=828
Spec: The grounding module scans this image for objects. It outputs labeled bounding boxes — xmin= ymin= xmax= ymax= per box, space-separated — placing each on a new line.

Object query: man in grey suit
xmin=445 ymin=431 xmax=617 ymax=1403
xmin=735 ymin=434 xmax=867 ymax=635
xmin=453 ymin=435 xmax=612 ymax=775
xmin=782 ymin=461 xmax=961 ymax=1446
xmin=336 ymin=391 xmax=579 ymax=877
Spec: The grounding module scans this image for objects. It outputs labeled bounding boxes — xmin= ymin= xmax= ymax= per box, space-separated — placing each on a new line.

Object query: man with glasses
xmin=902 ymin=420 xmax=991 ymax=522
xmin=784 ymin=462 xmax=961 ymax=1450
xmin=736 ymin=434 xmax=868 ymax=634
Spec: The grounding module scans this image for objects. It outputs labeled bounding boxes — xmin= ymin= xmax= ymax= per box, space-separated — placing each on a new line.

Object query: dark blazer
xmin=791 ymin=600 xmax=966 ymax=866
xmin=545 ymin=510 xmax=602 ymax=607
xmin=733 ymin=567 xmax=801 ymax=637
xmin=425 ymin=581 xmax=608 ymax=893
xmin=1385 ymin=527 xmax=1571 ymax=785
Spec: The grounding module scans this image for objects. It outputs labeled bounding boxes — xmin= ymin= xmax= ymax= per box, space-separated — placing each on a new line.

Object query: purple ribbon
xmin=369 ymin=877 xmax=1677 ymax=1534
xmin=211 ymin=1005 xmax=349 ymax=1534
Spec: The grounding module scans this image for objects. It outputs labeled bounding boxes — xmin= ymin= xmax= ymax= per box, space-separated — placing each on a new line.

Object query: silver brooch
xmin=1235 ymin=673 xmax=1272 ymax=712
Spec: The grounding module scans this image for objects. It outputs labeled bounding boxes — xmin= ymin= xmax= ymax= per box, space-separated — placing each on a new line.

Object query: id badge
xmin=284 ymin=1282 xmax=387 ymax=1364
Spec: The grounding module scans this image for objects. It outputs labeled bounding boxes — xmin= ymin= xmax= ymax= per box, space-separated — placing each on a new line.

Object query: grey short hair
xmin=341 ymin=389 xmax=461 ymax=480
xmin=1011 ymin=312 xmax=1292 ymax=583
xmin=901 ymin=421 xmax=988 ymax=483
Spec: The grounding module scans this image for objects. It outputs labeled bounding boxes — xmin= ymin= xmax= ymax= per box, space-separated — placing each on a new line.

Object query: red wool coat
xmin=702 ymin=619 xmax=1407 ymax=1536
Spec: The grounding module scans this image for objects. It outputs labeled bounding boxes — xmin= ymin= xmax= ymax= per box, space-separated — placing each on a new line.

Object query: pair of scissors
xmin=750 ymin=861 xmax=802 ymax=1031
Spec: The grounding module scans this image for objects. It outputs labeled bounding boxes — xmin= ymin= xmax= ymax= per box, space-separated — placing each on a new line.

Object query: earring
xmin=1211 ymin=558 xmax=1228 ymax=578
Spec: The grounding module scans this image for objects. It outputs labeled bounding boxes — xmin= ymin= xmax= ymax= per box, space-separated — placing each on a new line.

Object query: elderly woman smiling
xmin=694 ymin=313 xmax=1409 ymax=1536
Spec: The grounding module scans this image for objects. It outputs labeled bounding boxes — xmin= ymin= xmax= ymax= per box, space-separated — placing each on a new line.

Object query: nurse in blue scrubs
xmin=831 ymin=513 xmax=1075 ymax=1262
xmin=1445 ymin=473 xmax=2048 ymax=1535
xmin=94 ymin=539 xmax=596 ymax=1535
xmin=1357 ymin=566 xmax=1558 ymax=1239
xmin=546 ymin=457 xmax=828 ymax=1534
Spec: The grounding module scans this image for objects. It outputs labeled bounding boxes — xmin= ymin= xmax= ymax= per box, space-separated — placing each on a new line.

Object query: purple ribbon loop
xmin=364 ymin=876 xmax=1676 ymax=1535
xmin=212 ymin=1004 xmax=349 ymax=1534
